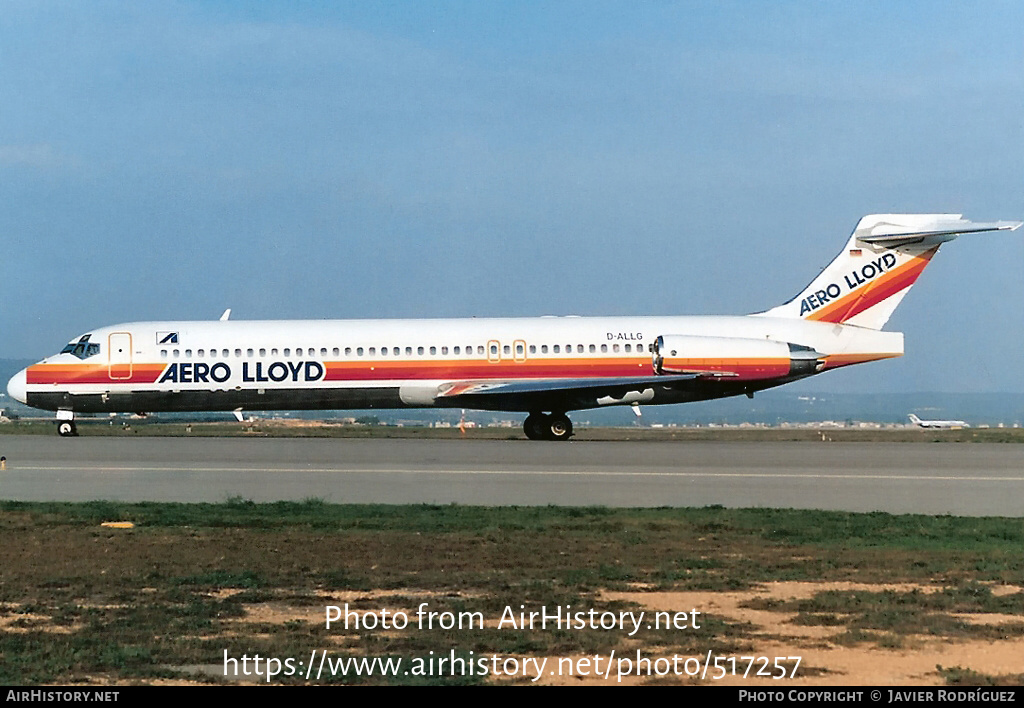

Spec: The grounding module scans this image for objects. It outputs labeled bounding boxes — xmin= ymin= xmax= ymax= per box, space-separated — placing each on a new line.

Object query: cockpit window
xmin=60 ymin=334 xmax=100 ymax=360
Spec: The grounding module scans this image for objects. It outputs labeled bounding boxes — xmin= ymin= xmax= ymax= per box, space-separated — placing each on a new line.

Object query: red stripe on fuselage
xmin=321 ymin=358 xmax=651 ymax=381
xmin=26 ymin=363 xmax=165 ymax=386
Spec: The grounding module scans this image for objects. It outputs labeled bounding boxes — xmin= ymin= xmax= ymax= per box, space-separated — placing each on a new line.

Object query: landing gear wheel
xmin=524 ymin=413 xmax=549 ymax=440
xmin=57 ymin=421 xmax=77 ymax=437
xmin=546 ymin=413 xmax=573 ymax=441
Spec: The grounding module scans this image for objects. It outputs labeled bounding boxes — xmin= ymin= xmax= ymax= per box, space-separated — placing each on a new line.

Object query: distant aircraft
xmin=6 ymin=214 xmax=1020 ymax=439
xmin=908 ymin=413 xmax=969 ymax=429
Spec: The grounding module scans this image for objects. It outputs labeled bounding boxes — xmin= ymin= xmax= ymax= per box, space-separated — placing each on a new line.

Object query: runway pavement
xmin=1 ymin=435 xmax=1023 ymax=516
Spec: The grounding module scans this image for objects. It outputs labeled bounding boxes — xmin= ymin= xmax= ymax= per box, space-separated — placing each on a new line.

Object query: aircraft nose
xmin=6 ymin=368 xmax=27 ymax=404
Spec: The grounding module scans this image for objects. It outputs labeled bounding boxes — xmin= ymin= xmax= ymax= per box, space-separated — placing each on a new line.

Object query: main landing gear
xmin=523 ymin=412 xmax=573 ymax=441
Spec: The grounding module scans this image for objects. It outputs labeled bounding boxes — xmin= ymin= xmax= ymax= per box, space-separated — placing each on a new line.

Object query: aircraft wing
xmin=434 ymin=374 xmax=710 ymax=411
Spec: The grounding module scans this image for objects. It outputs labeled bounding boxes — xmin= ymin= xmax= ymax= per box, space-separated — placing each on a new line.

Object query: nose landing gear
xmin=57 ymin=420 xmax=78 ymax=437
xmin=55 ymin=409 xmax=78 ymax=437
xmin=523 ymin=412 xmax=573 ymax=441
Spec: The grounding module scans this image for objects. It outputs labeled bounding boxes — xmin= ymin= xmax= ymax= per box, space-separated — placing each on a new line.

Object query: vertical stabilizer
xmin=756 ymin=214 xmax=1021 ymax=330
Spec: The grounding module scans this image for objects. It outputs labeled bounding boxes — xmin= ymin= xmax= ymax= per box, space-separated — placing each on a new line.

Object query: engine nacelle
xmin=652 ymin=335 xmax=824 ymax=380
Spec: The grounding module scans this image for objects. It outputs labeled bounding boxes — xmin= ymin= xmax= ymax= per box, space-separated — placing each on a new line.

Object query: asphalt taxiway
xmin=1 ymin=435 xmax=1023 ymax=516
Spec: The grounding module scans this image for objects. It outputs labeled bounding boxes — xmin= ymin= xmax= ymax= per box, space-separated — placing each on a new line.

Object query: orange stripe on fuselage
xmin=807 ymin=248 xmax=937 ymax=324
xmin=321 ymin=357 xmax=650 ymax=381
xmin=26 ymin=363 xmax=166 ymax=386
xmin=821 ymin=352 xmax=901 ymax=370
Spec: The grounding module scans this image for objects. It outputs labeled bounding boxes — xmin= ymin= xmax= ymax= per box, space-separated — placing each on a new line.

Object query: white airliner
xmin=7 ymin=214 xmax=1020 ymax=440
xmin=908 ymin=413 xmax=969 ymax=429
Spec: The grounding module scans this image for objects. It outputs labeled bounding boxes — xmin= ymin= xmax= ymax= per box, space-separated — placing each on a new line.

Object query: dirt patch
xmin=597 ymin=582 xmax=1024 ymax=685
xmin=0 ymin=610 xmax=80 ymax=635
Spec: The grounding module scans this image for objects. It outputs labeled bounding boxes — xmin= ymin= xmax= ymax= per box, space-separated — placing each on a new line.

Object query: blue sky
xmin=2 ymin=1 xmax=1022 ymax=392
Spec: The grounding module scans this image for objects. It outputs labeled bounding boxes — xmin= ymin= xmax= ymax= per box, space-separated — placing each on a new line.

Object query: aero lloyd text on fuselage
xmin=158 ymin=361 xmax=325 ymax=385
xmin=798 ymin=253 xmax=897 ymax=316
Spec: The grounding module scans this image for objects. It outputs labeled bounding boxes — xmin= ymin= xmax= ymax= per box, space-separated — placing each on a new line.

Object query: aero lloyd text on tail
xmin=7 ymin=213 xmax=1020 ymax=440
xmin=757 ymin=214 xmax=1019 ymax=330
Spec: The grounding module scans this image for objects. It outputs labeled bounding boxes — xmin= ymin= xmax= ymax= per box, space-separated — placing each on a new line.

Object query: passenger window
xmin=454 ymin=346 xmax=460 ymax=355
xmin=259 ymin=348 xmax=266 ymax=357
xmin=246 ymin=349 xmax=254 ymax=357
xmin=553 ymin=345 xmax=560 ymax=353
xmin=357 ymin=347 xmax=364 ymax=356
xmin=284 ymin=348 xmax=291 ymax=357
xmin=430 ymin=346 xmax=436 ymax=355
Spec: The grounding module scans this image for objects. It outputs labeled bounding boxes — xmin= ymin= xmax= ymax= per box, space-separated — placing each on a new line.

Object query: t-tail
xmin=757 ymin=214 xmax=1021 ymax=330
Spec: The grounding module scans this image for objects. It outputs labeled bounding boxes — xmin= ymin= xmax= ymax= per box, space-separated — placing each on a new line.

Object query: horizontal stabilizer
xmin=856 ymin=216 xmax=1021 ymax=247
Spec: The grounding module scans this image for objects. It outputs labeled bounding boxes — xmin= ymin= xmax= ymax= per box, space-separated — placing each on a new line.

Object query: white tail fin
xmin=757 ymin=214 xmax=1021 ymax=330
